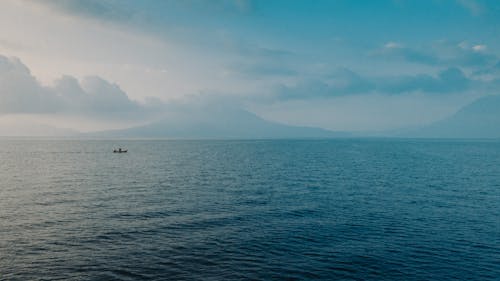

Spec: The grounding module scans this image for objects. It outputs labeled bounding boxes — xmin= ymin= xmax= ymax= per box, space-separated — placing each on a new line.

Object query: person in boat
xmin=118 ymin=148 xmax=122 ymax=152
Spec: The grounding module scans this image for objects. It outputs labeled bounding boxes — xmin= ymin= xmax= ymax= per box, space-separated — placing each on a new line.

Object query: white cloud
xmin=458 ymin=41 xmax=469 ymax=50
xmin=0 ymin=55 xmax=59 ymax=114
xmin=459 ymin=41 xmax=487 ymax=52
xmin=374 ymin=40 xmax=497 ymax=68
xmin=0 ymin=54 xmax=156 ymax=121
xmin=472 ymin=44 xmax=487 ymax=52
xmin=384 ymin=42 xmax=402 ymax=49
xmin=457 ymin=0 xmax=484 ymax=16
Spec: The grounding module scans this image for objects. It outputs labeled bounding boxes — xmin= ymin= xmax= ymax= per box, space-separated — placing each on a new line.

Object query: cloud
xmin=0 ymin=55 xmax=59 ymax=113
xmin=450 ymin=42 xmax=497 ymax=67
xmin=472 ymin=44 xmax=487 ymax=52
xmin=52 ymin=75 xmax=145 ymax=117
xmin=457 ymin=0 xmax=484 ymax=15
xmin=274 ymin=68 xmax=375 ymax=100
xmin=0 ymin=39 xmax=28 ymax=52
xmin=374 ymin=42 xmax=439 ymax=65
xmin=33 ymin=0 xmax=255 ymax=23
xmin=373 ymin=41 xmax=498 ymax=68
xmin=384 ymin=42 xmax=402 ymax=49
xmin=227 ymin=42 xmax=292 ymax=60
xmin=219 ymin=38 xmax=299 ymax=78
xmin=172 ymin=0 xmax=255 ymax=14
xmin=28 ymin=0 xmax=134 ymax=22
xmin=0 ymin=54 xmax=157 ymax=119
xmin=231 ymin=62 xmax=297 ymax=77
xmin=380 ymin=67 xmax=471 ymax=94
xmin=473 ymin=60 xmax=500 ymax=77
xmin=274 ymin=67 xmax=491 ymax=100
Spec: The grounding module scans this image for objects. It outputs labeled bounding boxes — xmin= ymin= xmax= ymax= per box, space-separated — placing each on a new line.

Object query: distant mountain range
xmin=396 ymin=94 xmax=500 ymax=138
xmin=95 ymin=107 xmax=347 ymax=139
xmin=3 ymin=95 xmax=499 ymax=139
xmin=97 ymin=95 xmax=500 ymax=139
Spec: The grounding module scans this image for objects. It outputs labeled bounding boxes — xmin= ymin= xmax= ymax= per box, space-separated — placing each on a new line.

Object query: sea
xmin=0 ymin=139 xmax=499 ymax=280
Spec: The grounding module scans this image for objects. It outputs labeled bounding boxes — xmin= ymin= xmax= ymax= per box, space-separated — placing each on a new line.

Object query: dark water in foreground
xmin=1 ymin=139 xmax=499 ymax=280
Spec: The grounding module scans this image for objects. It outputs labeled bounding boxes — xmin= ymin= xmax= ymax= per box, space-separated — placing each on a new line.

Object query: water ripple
xmin=1 ymin=139 xmax=499 ymax=280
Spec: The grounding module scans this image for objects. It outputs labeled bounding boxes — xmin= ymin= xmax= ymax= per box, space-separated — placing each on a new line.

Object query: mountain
xmin=94 ymin=107 xmax=345 ymax=139
xmin=402 ymin=95 xmax=500 ymax=138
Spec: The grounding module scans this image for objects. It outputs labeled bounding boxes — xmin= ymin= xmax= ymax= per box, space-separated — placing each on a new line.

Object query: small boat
xmin=113 ymin=148 xmax=127 ymax=153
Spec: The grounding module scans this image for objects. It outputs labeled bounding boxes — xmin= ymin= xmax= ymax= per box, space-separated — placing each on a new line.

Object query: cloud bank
xmin=275 ymin=67 xmax=498 ymax=100
xmin=0 ymin=55 xmax=155 ymax=119
xmin=373 ymin=41 xmax=499 ymax=69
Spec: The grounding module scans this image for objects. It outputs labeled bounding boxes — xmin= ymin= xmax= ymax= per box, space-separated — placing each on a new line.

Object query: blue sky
xmin=0 ymin=0 xmax=499 ymax=133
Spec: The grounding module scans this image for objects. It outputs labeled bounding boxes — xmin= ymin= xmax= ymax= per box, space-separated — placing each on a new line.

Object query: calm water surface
xmin=1 ymin=139 xmax=499 ymax=280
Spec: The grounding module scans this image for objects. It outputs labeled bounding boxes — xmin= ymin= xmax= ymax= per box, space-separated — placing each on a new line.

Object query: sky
xmin=0 ymin=0 xmax=500 ymax=134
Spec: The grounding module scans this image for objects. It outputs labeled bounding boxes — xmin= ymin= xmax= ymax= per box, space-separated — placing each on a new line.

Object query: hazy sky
xmin=1 ymin=0 xmax=499 ymax=133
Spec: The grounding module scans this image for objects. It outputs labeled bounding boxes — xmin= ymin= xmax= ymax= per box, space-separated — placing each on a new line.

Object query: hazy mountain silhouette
xmin=400 ymin=95 xmax=500 ymax=138
xmin=95 ymin=107 xmax=345 ymax=139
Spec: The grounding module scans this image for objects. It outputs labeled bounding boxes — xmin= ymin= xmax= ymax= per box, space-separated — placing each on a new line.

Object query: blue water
xmin=1 ymin=139 xmax=499 ymax=280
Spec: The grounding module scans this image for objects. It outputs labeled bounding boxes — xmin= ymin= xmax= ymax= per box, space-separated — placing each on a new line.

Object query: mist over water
xmin=1 ymin=139 xmax=499 ymax=280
